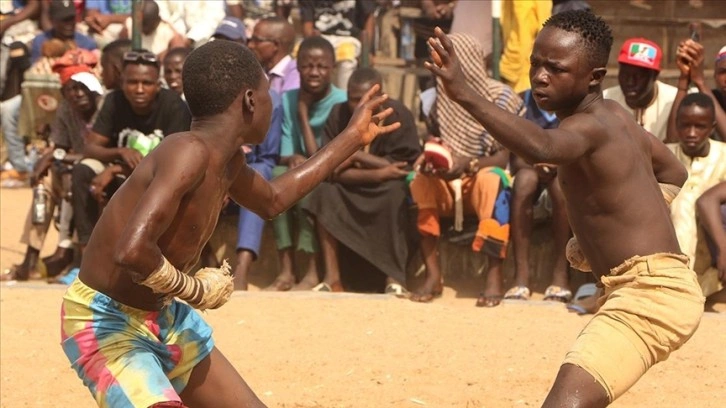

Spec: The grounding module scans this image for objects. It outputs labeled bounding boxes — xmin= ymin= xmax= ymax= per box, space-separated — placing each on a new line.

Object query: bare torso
xmin=558 ymin=100 xmax=682 ymax=279
xmin=79 ymin=132 xmax=246 ymax=310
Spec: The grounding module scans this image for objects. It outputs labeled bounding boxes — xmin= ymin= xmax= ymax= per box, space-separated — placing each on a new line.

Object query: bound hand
xmin=681 ymin=39 xmax=705 ymax=85
xmin=424 ymin=27 xmax=470 ymax=101
xmin=90 ymin=169 xmax=114 ymax=204
xmin=347 ymin=84 xmax=401 ymax=146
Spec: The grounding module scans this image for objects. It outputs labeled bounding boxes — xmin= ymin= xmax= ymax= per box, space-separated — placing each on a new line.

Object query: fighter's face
xmin=529 ymin=27 xmax=593 ymax=113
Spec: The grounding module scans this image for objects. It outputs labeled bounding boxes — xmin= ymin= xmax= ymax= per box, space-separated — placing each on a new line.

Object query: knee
xmin=512 ymin=168 xmax=538 ymax=196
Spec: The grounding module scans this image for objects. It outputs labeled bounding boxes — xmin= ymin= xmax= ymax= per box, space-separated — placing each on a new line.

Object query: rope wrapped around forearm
xmin=139 ymin=257 xmax=234 ymax=310
xmin=566 ymin=183 xmax=682 ymax=272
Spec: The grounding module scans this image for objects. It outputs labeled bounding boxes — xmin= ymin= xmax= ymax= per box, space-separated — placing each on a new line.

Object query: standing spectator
xmin=499 ymin=0 xmax=551 ymax=93
xmin=666 ymin=40 xmax=726 ymax=142
xmin=1 ymin=50 xmax=102 ymax=281
xmin=247 ymin=15 xmax=298 ymax=95
xmin=667 ymin=93 xmax=726 ymax=299
xmin=71 ymin=49 xmax=191 ymax=253
xmin=603 ymin=37 xmax=677 ymax=141
xmin=505 ymin=89 xmax=571 ymax=302
xmin=409 ymin=33 xmax=525 ymax=306
xmin=120 ymin=0 xmax=186 ymax=57
xmin=157 ymin=0 xmax=225 ymax=48
xmin=268 ymin=37 xmax=347 ymax=291
xmin=299 ymin=0 xmax=376 ymax=89
xmin=84 ymin=0 xmax=131 ymax=47
xmin=304 ymin=67 xmax=421 ymax=293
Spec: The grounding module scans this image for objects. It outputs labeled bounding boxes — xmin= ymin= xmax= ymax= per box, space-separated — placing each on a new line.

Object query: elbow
xmin=695 ymin=194 xmax=711 ymax=219
xmin=113 ymin=243 xmax=144 ymax=271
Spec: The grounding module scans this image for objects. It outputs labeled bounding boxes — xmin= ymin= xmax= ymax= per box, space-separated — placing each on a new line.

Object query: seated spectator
xmin=1 ymin=50 xmax=102 ymax=281
xmin=696 ymin=182 xmax=726 ymax=303
xmin=31 ymin=0 xmax=96 ymax=63
xmin=409 ymin=33 xmax=525 ymax=306
xmin=603 ymin=37 xmax=676 ymax=141
xmin=120 ymin=0 xmax=186 ymax=57
xmin=99 ymin=38 xmax=131 ymax=90
xmin=505 ymin=89 xmax=571 ymax=302
xmin=157 ymin=0 xmax=225 ymax=48
xmin=667 ymin=93 xmax=726 ymax=299
xmin=162 ymin=46 xmax=190 ymax=96
xmin=269 ymin=36 xmax=347 ymax=291
xmin=83 ymin=0 xmax=131 ymax=48
xmin=72 ymin=49 xmax=191 ymax=253
xmin=247 ymin=16 xmax=299 ymax=95
xmin=0 ymin=0 xmax=40 ymax=96
xmin=212 ymin=16 xmax=246 ymax=44
xmin=232 ymin=90 xmax=282 ymax=290
xmin=666 ymin=40 xmax=726 ymax=142
xmin=299 ymin=0 xmax=375 ymax=89
xmin=303 ymin=67 xmax=421 ymax=293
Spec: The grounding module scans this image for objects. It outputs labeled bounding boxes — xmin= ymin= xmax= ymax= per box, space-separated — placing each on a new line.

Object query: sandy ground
xmin=2 ymin=188 xmax=726 ymax=408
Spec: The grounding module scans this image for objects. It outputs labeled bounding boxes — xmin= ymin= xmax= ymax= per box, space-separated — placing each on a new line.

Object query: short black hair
xmin=163 ymin=47 xmax=191 ymax=65
xmin=101 ymin=39 xmax=132 ymax=66
xmin=678 ymin=92 xmax=715 ymax=115
xmin=542 ymin=9 xmax=613 ymax=68
xmin=183 ymin=40 xmax=262 ymax=118
xmin=348 ymin=67 xmax=382 ymax=88
xmin=298 ymin=36 xmax=335 ymax=63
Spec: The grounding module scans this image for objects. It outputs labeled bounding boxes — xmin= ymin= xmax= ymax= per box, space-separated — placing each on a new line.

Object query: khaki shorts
xmin=563 ymin=253 xmax=704 ymax=402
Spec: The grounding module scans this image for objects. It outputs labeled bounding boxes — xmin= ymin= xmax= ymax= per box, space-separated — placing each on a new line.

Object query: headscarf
xmin=52 ymin=49 xmax=99 ymax=86
xmin=432 ymin=33 xmax=525 ymax=158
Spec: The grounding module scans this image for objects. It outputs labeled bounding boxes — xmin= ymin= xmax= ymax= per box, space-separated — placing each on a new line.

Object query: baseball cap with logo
xmin=49 ymin=0 xmax=77 ymax=21
xmin=213 ymin=17 xmax=247 ymax=42
xmin=716 ymin=45 xmax=726 ymax=63
xmin=618 ymin=38 xmax=662 ymax=72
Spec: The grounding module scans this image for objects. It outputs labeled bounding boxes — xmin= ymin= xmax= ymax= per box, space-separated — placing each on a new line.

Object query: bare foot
xmin=0 ymin=264 xmax=42 ymax=281
xmin=264 ymin=275 xmax=295 ymax=291
xmin=410 ymin=276 xmax=443 ymax=303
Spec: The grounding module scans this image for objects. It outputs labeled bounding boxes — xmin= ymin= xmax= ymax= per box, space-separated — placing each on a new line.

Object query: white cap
xmin=70 ymin=72 xmax=103 ymax=95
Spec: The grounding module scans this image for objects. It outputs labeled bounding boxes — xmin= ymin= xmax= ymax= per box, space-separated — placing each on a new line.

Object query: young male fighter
xmin=60 ymin=39 xmax=399 ymax=408
xmin=424 ymin=10 xmax=703 ymax=407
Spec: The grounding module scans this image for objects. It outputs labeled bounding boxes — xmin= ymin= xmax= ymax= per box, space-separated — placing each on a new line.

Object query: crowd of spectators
xmin=1 ymin=0 xmax=724 ymax=310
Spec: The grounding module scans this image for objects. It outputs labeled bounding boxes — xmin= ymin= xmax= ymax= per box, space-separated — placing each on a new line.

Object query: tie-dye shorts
xmin=60 ymin=278 xmax=214 ymax=407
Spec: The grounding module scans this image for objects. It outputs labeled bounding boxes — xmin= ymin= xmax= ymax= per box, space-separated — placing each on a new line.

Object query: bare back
xmin=79 ymin=132 xmax=246 ymax=310
xmin=558 ymin=99 xmax=681 ymax=278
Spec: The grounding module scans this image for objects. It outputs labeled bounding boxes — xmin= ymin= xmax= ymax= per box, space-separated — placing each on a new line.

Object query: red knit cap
xmin=52 ymin=49 xmax=99 ymax=86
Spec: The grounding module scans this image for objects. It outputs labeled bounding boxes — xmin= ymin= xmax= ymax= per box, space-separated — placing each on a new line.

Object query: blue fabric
xmin=31 ymin=31 xmax=98 ymax=63
xmin=85 ymin=0 xmax=132 ymax=14
xmin=279 ymin=86 xmax=347 ymax=157
xmin=236 ymin=90 xmax=283 ymax=255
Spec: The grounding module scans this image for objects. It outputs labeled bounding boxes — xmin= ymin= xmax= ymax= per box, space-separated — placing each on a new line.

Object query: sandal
xmin=566 ymin=283 xmax=599 ymax=314
xmin=385 ymin=283 xmax=409 ymax=298
xmin=543 ymin=285 xmax=573 ymax=303
xmin=503 ymin=285 xmax=531 ymax=300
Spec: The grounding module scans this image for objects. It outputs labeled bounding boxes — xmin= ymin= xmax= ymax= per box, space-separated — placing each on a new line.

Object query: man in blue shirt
xmin=30 ymin=0 xmax=96 ymax=63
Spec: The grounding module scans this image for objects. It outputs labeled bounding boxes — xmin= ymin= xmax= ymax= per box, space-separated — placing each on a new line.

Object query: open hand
xmin=118 ymin=147 xmax=143 ymax=169
xmin=424 ymin=27 xmax=470 ymax=101
xmin=680 ymin=39 xmax=705 ymax=85
xmin=347 ymin=84 xmax=401 ymax=146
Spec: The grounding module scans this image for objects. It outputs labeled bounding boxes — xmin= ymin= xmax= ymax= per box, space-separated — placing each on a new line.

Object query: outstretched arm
xmin=228 ymin=85 xmax=401 ymax=219
xmin=424 ymin=27 xmax=596 ymax=165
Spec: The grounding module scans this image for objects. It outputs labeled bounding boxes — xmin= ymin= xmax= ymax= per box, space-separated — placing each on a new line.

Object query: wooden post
xmin=491 ymin=0 xmax=502 ymax=81
xmin=131 ymin=0 xmax=143 ymax=50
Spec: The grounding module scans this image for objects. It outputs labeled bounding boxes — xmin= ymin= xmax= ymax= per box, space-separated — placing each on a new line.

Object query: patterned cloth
xmin=431 ymin=33 xmax=525 ymax=158
xmin=60 ymin=278 xmax=214 ymax=408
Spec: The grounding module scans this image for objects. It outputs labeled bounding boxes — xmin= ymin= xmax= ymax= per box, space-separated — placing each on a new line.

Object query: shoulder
xmin=155 ymin=133 xmax=210 ymax=168
xmin=656 ymin=81 xmax=678 ymax=100
xmin=329 ymin=86 xmax=347 ymax=103
xmin=158 ymin=89 xmax=187 ymax=109
xmin=73 ymin=32 xmax=98 ymax=49
xmin=282 ymin=89 xmax=299 ymax=104
xmin=712 ymin=140 xmax=726 ymax=154
xmin=386 ymin=98 xmax=413 ymax=119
